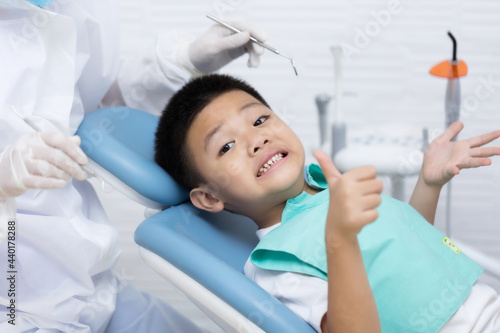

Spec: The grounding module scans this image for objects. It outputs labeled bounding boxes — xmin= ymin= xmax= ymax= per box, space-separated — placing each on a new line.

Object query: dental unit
xmin=315 ymin=46 xmax=423 ymax=201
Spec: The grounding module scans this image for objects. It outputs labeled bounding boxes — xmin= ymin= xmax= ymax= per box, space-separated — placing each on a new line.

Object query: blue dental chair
xmin=76 ymin=107 xmax=316 ymax=333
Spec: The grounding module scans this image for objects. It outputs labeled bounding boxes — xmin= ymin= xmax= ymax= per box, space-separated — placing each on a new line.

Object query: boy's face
xmin=186 ymin=90 xmax=306 ymax=223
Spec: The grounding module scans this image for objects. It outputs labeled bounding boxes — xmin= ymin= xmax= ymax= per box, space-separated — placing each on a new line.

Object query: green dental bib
xmin=251 ymin=165 xmax=483 ymax=333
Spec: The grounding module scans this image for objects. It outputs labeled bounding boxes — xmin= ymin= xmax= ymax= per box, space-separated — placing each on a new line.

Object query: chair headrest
xmin=76 ymin=107 xmax=189 ymax=207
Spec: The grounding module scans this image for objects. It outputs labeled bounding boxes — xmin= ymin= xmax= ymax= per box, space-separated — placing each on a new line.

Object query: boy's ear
xmin=190 ymin=186 xmax=224 ymax=213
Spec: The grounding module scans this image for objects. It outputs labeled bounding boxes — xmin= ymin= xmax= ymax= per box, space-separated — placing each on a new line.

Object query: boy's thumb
xmin=313 ymin=150 xmax=342 ymax=180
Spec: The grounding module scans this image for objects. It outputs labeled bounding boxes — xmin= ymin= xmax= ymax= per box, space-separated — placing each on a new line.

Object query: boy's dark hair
xmin=154 ymin=74 xmax=270 ymax=191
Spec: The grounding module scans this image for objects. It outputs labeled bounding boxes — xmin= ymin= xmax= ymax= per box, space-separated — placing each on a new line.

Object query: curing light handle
xmin=445 ymin=78 xmax=460 ymax=140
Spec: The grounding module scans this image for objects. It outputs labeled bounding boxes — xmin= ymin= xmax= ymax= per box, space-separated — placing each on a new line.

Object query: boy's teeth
xmin=258 ymin=153 xmax=284 ymax=177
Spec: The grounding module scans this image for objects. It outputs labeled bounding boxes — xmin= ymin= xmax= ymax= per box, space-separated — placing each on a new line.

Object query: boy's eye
xmin=220 ymin=142 xmax=234 ymax=155
xmin=254 ymin=115 xmax=270 ymax=126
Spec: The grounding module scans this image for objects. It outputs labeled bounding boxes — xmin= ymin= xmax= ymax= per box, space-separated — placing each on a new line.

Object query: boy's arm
xmin=409 ymin=121 xmax=500 ymax=225
xmin=314 ymin=151 xmax=382 ymax=333
xmin=408 ymin=173 xmax=441 ymax=225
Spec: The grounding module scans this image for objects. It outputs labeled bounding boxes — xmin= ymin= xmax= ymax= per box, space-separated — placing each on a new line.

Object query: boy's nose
xmin=250 ymin=138 xmax=269 ymax=155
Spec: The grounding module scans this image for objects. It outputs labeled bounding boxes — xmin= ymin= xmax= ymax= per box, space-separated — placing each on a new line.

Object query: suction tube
xmin=330 ymin=46 xmax=347 ymax=158
xmin=315 ymin=94 xmax=331 ymax=146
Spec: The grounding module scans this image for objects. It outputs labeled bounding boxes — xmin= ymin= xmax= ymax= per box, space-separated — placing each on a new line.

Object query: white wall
xmin=96 ymin=0 xmax=500 ymax=330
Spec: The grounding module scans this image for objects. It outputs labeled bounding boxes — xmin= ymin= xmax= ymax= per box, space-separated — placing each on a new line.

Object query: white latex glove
xmin=187 ymin=21 xmax=267 ymax=74
xmin=0 ymin=132 xmax=88 ymax=199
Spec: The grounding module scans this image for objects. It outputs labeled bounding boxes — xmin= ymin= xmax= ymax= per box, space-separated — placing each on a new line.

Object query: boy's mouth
xmin=257 ymin=152 xmax=287 ymax=177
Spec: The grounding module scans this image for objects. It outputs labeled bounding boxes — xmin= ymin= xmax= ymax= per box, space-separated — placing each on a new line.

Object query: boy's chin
xmin=264 ymin=168 xmax=304 ymax=194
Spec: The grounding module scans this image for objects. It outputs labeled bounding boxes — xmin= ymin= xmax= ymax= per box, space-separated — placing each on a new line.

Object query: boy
xmin=155 ymin=74 xmax=500 ymax=332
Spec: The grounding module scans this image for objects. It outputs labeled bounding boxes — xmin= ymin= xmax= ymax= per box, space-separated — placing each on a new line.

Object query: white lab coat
xmin=0 ymin=0 xmax=196 ymax=331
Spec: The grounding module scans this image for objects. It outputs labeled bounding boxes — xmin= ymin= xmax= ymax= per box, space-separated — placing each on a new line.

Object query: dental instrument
xmin=430 ymin=31 xmax=468 ymax=237
xmin=206 ymin=14 xmax=298 ymax=76
xmin=11 ymin=105 xmax=110 ymax=192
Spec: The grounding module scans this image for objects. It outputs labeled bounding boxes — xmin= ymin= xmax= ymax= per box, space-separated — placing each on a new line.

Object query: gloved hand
xmin=0 ymin=132 xmax=88 ymax=199
xmin=187 ymin=20 xmax=267 ymax=74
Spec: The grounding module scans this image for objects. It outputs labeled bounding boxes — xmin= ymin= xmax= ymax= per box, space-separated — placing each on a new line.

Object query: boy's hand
xmin=314 ymin=150 xmax=383 ymax=244
xmin=315 ymin=150 xmax=382 ymax=332
xmin=421 ymin=121 xmax=500 ymax=188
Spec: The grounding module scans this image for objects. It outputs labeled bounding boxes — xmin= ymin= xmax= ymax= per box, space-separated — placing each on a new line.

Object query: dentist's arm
xmin=409 ymin=121 xmax=500 ymax=224
xmin=0 ymin=131 xmax=88 ymax=244
xmin=314 ymin=151 xmax=381 ymax=333
xmin=102 ymin=21 xmax=266 ymax=115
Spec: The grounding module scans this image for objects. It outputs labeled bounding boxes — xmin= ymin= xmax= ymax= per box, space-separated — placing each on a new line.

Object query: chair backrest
xmin=135 ymin=203 xmax=258 ymax=273
xmin=76 ymin=107 xmax=188 ymax=207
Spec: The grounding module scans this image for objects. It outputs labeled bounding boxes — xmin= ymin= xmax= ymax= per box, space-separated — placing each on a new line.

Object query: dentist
xmin=0 ymin=0 xmax=265 ymax=331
